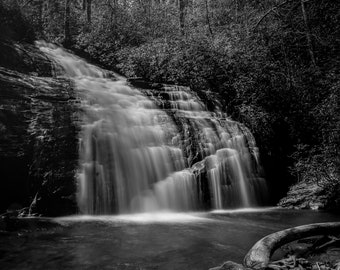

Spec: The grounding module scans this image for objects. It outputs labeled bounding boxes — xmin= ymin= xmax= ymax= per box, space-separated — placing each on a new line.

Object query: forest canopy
xmin=1 ymin=0 xmax=339 ymax=206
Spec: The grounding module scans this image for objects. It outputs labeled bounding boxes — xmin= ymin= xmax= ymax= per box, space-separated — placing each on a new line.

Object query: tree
xmin=179 ymin=0 xmax=187 ymax=35
xmin=300 ymin=0 xmax=317 ymax=68
xmin=86 ymin=0 xmax=91 ymax=25
xmin=64 ymin=0 xmax=71 ymax=45
xmin=204 ymin=0 xmax=213 ymax=37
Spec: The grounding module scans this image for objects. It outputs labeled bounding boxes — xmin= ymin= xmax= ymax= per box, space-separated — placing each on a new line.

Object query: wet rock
xmin=0 ymin=41 xmax=52 ymax=76
xmin=0 ymin=63 xmax=79 ymax=216
xmin=278 ymin=181 xmax=340 ymax=210
xmin=132 ymin=81 xmax=267 ymax=210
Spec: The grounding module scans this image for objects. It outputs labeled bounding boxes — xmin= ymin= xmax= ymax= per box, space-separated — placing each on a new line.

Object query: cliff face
xmin=0 ymin=41 xmax=79 ymax=216
xmin=0 ymin=41 xmax=267 ymax=216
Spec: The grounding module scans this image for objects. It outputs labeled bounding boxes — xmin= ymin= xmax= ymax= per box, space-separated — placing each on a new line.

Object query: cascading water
xmin=37 ymin=41 xmax=267 ymax=215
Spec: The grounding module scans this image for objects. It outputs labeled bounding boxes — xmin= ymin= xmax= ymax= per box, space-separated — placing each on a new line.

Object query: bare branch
xmin=21 ymin=0 xmax=36 ymax=8
xmin=254 ymin=0 xmax=296 ymax=30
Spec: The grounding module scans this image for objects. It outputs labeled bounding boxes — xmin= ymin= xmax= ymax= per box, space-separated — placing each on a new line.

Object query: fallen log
xmin=243 ymin=222 xmax=340 ymax=269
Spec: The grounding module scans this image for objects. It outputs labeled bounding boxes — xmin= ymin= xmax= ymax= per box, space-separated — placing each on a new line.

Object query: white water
xmin=37 ymin=41 xmax=267 ymax=215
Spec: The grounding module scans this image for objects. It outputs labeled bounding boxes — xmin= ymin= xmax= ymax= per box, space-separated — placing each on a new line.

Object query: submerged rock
xmin=0 ymin=215 xmax=61 ymax=232
xmin=209 ymin=261 xmax=248 ymax=270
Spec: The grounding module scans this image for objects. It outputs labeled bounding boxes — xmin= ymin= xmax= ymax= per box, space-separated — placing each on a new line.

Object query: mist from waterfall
xmin=37 ymin=41 xmax=268 ymax=215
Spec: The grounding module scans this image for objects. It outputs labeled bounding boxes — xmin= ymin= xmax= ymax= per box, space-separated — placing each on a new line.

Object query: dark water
xmin=1 ymin=208 xmax=339 ymax=270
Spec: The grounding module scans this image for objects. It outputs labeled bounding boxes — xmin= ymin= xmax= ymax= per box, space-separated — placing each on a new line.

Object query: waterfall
xmin=37 ymin=41 xmax=268 ymax=214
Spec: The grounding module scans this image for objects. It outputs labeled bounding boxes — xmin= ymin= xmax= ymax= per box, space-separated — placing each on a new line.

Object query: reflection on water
xmin=1 ymin=209 xmax=339 ymax=270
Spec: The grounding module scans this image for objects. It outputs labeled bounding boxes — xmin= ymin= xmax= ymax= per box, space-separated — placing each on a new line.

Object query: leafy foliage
xmin=0 ymin=0 xmax=35 ymax=42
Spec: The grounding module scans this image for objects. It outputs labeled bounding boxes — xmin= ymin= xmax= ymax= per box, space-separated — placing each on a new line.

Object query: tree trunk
xmin=179 ymin=0 xmax=187 ymax=35
xmin=36 ymin=0 xmax=44 ymax=34
xmin=244 ymin=222 xmax=340 ymax=269
xmin=64 ymin=0 xmax=71 ymax=45
xmin=87 ymin=0 xmax=91 ymax=25
xmin=205 ymin=0 xmax=213 ymax=37
xmin=113 ymin=0 xmax=117 ymax=26
xmin=300 ymin=0 xmax=317 ymax=68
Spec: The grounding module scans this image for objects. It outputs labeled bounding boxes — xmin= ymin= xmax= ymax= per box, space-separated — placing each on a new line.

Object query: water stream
xmin=1 ymin=209 xmax=339 ymax=270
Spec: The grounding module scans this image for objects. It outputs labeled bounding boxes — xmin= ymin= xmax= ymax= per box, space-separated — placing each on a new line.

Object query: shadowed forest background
xmin=0 ymin=0 xmax=339 ymax=208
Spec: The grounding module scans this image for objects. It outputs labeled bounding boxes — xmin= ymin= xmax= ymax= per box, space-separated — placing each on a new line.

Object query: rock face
xmin=278 ymin=181 xmax=340 ymax=210
xmin=0 ymin=40 xmax=52 ymax=76
xmin=0 ymin=41 xmax=267 ymax=216
xmin=0 ymin=41 xmax=79 ymax=216
xmin=129 ymin=80 xmax=268 ymax=211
